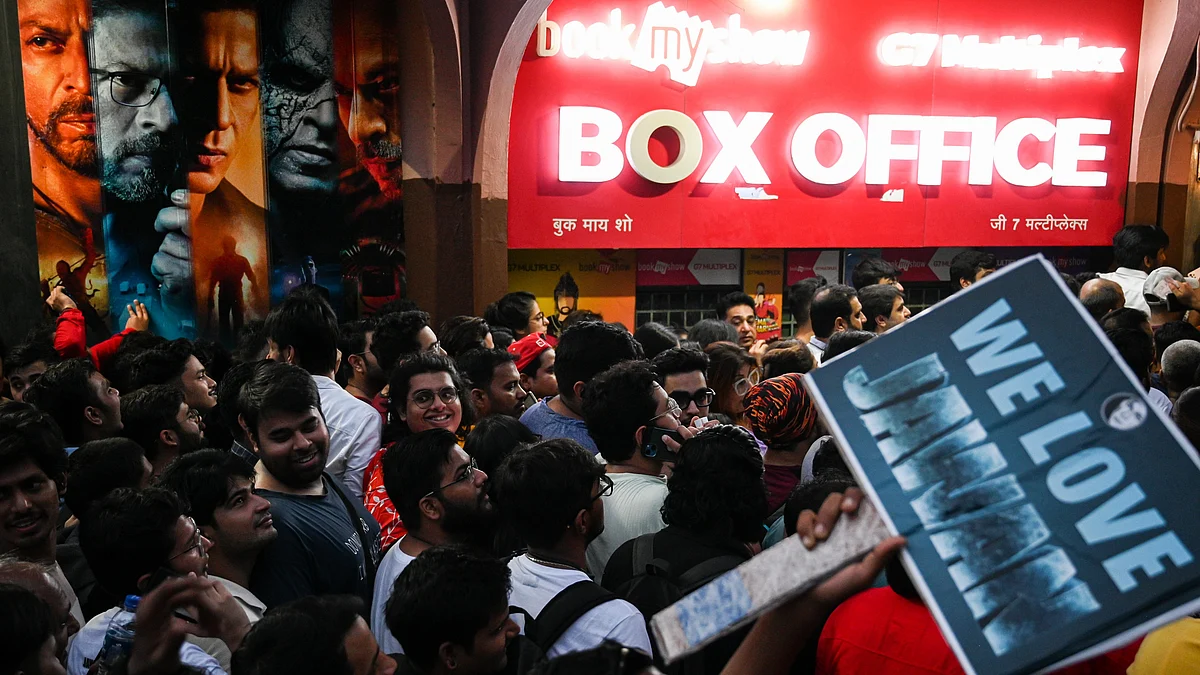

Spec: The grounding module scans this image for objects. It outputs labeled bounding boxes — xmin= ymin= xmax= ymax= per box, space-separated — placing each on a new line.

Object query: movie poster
xmin=14 ymin=0 xmax=406 ymax=345
xmin=508 ymin=250 xmax=637 ymax=329
xmin=744 ymin=249 xmax=783 ymax=341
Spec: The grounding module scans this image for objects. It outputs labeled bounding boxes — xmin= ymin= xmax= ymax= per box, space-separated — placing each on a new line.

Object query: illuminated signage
xmin=509 ymin=0 xmax=1143 ymax=250
xmin=878 ymin=33 xmax=1126 ymax=78
xmin=559 ymin=106 xmax=1112 ymax=188
xmin=536 ymin=3 xmax=810 ymax=86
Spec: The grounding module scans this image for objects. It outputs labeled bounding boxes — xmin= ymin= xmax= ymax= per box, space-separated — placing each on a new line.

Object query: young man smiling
xmin=239 ymin=361 xmax=381 ymax=611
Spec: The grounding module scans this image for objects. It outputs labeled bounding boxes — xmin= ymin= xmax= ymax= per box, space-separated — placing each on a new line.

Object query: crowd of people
xmin=3 ymin=224 xmax=1200 ymax=675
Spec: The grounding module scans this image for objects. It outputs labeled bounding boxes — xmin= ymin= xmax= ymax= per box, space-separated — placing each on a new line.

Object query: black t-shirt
xmin=250 ymin=474 xmax=381 ymax=611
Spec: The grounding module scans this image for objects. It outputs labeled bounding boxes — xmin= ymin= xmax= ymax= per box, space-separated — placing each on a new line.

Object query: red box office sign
xmin=507 ymin=0 xmax=1142 ymax=250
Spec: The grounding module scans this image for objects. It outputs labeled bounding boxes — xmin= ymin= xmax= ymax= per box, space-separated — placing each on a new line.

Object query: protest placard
xmin=803 ymin=254 xmax=1200 ymax=674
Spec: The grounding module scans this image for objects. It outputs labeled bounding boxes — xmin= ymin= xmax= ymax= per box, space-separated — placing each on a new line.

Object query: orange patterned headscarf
xmin=743 ymin=373 xmax=818 ymax=448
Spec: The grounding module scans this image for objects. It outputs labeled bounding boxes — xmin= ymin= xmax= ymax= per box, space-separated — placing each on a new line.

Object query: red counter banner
xmin=508 ymin=0 xmax=1142 ymax=250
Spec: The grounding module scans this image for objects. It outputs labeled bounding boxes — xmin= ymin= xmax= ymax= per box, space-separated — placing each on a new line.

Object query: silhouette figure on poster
xmin=207 ymin=236 xmax=258 ymax=342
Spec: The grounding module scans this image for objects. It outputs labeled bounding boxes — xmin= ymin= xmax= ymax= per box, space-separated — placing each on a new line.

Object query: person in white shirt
xmin=371 ymin=429 xmax=496 ymax=655
xmin=385 ymin=547 xmax=519 ymax=672
xmin=70 ymin=487 xmax=249 ymax=675
xmin=156 ymin=450 xmax=275 ymax=624
xmin=492 ymin=438 xmax=653 ymax=658
xmin=1098 ymin=224 xmax=1169 ymax=317
xmin=581 ymin=361 xmax=694 ymax=580
xmin=263 ymin=292 xmax=383 ymax=498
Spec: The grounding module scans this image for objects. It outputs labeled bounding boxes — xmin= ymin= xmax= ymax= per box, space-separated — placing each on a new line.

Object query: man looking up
xmin=73 ymin=487 xmax=251 ymax=674
xmin=371 ymin=429 xmax=495 ymax=655
xmin=949 ymin=249 xmax=997 ymax=291
xmin=716 ymin=292 xmax=765 ymax=358
xmin=858 ymin=284 xmax=911 ymax=335
xmin=492 ymin=439 xmax=652 ymax=657
xmin=129 ymin=339 xmax=219 ymax=414
xmin=386 ymin=548 xmax=521 ymax=675
xmin=807 ymin=285 xmax=865 ymax=362
xmin=851 ymin=256 xmax=904 ymax=292
xmin=158 ymin=449 xmax=277 ymax=623
xmin=582 ymin=361 xmax=692 ymax=580
xmin=240 ymin=362 xmax=380 ymax=610
xmin=1099 ymin=224 xmax=1170 ymax=316
xmin=26 ymin=360 xmax=122 ymax=451
xmin=120 ymin=385 xmax=205 ymax=478
xmin=265 ymin=294 xmax=381 ymax=499
xmin=651 ymin=347 xmax=712 ymax=428
xmin=457 ymin=348 xmax=528 ymax=419
xmin=0 ymin=402 xmax=83 ymax=628
xmin=520 ymin=321 xmax=642 ymax=454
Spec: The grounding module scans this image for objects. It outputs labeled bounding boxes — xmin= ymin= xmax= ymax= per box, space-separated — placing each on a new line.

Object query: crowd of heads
xmin=2 ymin=225 xmax=1199 ymax=675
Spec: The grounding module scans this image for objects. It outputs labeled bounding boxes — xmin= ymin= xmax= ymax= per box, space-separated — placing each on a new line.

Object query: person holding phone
xmin=581 ymin=361 xmax=694 ymax=580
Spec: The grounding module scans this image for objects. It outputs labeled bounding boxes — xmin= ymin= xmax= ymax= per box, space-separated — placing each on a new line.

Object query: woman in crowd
xmin=484 ymin=291 xmax=549 ymax=340
xmin=743 ymin=373 xmax=824 ymax=517
xmin=705 ymin=341 xmax=759 ymax=426
xmin=363 ymin=351 xmax=473 ymax=551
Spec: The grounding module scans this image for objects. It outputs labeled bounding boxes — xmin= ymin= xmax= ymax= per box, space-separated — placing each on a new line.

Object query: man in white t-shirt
xmin=370 ymin=429 xmax=495 ymax=655
xmin=581 ymin=361 xmax=693 ymax=580
xmin=1098 ymin=224 xmax=1169 ymax=317
xmin=492 ymin=438 xmax=652 ymax=657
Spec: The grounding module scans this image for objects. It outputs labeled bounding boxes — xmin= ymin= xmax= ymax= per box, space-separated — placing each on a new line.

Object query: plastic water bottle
xmin=94 ymin=595 xmax=140 ymax=675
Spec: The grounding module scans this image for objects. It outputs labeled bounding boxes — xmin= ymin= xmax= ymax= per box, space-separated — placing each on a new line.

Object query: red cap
xmin=508 ymin=332 xmax=555 ymax=371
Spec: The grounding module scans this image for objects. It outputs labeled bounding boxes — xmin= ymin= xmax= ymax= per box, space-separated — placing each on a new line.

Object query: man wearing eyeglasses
xmin=370 ymin=429 xmax=496 ymax=655
xmin=581 ymin=361 xmax=695 ymax=580
xmin=651 ymin=347 xmax=714 ymax=428
xmin=88 ymin=0 xmax=197 ymax=337
xmin=72 ymin=487 xmax=251 ymax=675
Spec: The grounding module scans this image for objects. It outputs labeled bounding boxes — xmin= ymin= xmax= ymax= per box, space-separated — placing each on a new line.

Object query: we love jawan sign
xmin=507 ymin=0 xmax=1142 ymax=250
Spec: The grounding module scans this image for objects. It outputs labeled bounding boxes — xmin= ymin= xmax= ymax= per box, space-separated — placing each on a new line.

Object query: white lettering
xmin=866 ymin=115 xmax=921 ymax=185
xmin=994 ymin=118 xmax=1057 ymax=187
xmin=558 ymin=107 xmax=625 ymax=182
xmin=1052 ymin=118 xmax=1111 ymax=187
xmin=700 ymin=111 xmax=772 ymax=184
xmin=791 ymin=113 xmax=868 ymax=185
xmin=880 ymin=32 xmax=1127 ymax=79
xmin=1103 ymin=532 xmax=1194 ymax=593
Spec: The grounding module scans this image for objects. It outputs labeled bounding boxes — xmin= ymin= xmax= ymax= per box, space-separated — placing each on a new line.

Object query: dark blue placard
xmin=805 ymin=255 xmax=1200 ymax=675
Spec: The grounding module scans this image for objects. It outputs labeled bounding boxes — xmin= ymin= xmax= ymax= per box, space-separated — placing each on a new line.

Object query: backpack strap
xmin=765 ymin=500 xmax=788 ymax=529
xmin=676 ymin=554 xmax=747 ymax=593
xmin=529 ymin=580 xmax=618 ymax=652
xmin=631 ymin=533 xmax=657 ymax=575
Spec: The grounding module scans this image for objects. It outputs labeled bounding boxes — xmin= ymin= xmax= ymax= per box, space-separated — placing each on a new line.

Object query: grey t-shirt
xmin=251 ymin=474 xmax=381 ymax=611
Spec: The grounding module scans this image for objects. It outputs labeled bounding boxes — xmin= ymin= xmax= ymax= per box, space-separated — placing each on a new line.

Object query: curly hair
xmin=662 ymin=425 xmax=767 ymax=542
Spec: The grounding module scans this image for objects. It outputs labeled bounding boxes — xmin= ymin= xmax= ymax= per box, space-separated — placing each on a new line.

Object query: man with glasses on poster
xmin=88 ymin=0 xmax=194 ymax=337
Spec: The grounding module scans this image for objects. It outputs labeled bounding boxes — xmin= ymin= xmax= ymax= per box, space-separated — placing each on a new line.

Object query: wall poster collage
xmin=17 ymin=0 xmax=406 ymax=343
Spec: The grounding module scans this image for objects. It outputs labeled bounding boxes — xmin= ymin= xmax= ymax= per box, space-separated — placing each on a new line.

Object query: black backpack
xmin=512 ymin=580 xmax=621 ymax=654
xmin=607 ymin=533 xmax=745 ymax=675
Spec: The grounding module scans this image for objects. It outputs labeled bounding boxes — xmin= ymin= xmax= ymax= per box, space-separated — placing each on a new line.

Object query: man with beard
xmin=370 ymin=429 xmax=495 ymax=655
xmin=492 ymin=439 xmax=652 ymax=658
xmin=119 ymin=385 xmax=205 ymax=479
xmin=18 ymin=0 xmax=108 ymax=338
xmin=170 ymin=0 xmax=268 ymax=336
xmin=241 ymin=362 xmax=381 ymax=610
xmin=334 ymin=0 xmax=403 ymax=201
xmin=456 ymin=348 xmax=528 ymax=419
xmin=87 ymin=0 xmax=197 ymax=338
xmin=260 ymin=0 xmax=344 ymax=291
